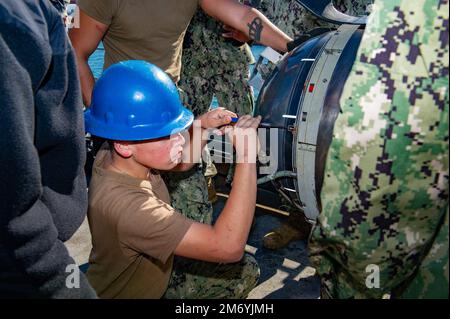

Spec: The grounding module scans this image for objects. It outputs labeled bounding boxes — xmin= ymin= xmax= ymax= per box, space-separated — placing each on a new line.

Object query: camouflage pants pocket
xmin=165 ymin=253 xmax=260 ymax=299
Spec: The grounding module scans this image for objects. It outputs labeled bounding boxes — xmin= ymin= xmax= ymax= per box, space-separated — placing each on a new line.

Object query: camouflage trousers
xmin=178 ymin=43 xmax=254 ymax=185
xmin=309 ymin=208 xmax=449 ymax=299
xmin=398 ymin=207 xmax=449 ymax=299
xmin=165 ymin=253 xmax=260 ymax=299
xmin=179 ymin=46 xmax=254 ymax=117
xmin=308 ymin=0 xmax=449 ymax=299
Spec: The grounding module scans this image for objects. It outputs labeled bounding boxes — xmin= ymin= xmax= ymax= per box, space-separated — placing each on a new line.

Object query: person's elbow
xmin=224 ymin=249 xmax=245 ymax=263
xmin=203 ymin=0 xmax=254 ymax=32
xmin=176 ymin=222 xmax=247 ymax=263
xmin=219 ymin=242 xmax=245 ymax=263
xmin=71 ymin=44 xmax=90 ymax=62
xmin=69 ymin=33 xmax=91 ymax=62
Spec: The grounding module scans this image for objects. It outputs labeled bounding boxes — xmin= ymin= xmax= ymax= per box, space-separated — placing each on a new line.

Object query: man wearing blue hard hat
xmin=84 ymin=60 xmax=262 ymax=299
xmin=70 ymin=0 xmax=293 ymax=298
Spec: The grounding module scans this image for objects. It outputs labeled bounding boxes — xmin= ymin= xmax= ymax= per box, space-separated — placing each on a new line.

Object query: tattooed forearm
xmin=247 ymin=17 xmax=263 ymax=42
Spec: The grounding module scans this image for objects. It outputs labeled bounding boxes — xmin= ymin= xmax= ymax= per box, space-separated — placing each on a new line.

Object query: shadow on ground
xmin=212 ymin=195 xmax=320 ymax=299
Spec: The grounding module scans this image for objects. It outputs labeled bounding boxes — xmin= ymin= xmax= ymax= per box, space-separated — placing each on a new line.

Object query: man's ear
xmin=113 ymin=142 xmax=133 ymax=158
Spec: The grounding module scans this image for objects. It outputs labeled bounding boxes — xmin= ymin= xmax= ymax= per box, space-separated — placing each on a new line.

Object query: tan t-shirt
xmin=77 ymin=0 xmax=199 ymax=82
xmin=86 ymin=148 xmax=193 ymax=299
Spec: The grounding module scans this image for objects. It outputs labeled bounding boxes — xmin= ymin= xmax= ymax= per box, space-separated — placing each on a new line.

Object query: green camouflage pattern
xmin=400 ymin=207 xmax=449 ymax=298
xmin=179 ymin=9 xmax=254 ymax=117
xmin=165 ymin=253 xmax=260 ymax=299
xmin=162 ymin=168 xmax=213 ymax=225
xmin=177 ymin=7 xmax=256 ymax=214
xmin=309 ymin=0 xmax=449 ymax=299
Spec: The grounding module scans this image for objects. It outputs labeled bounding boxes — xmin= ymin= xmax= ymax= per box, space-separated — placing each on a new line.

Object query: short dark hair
xmin=107 ymin=139 xmax=115 ymax=150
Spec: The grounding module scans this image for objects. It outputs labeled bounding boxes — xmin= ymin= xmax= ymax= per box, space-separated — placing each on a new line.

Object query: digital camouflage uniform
xmin=165 ymin=6 xmax=260 ymax=299
xmin=179 ymin=9 xmax=255 ymax=118
xmin=309 ymin=0 xmax=449 ymax=299
xmin=165 ymin=253 xmax=260 ymax=299
xmin=163 ymin=168 xmax=214 ymax=225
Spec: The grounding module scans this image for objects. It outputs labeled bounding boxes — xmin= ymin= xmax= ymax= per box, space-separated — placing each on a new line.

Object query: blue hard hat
xmin=84 ymin=60 xmax=194 ymax=141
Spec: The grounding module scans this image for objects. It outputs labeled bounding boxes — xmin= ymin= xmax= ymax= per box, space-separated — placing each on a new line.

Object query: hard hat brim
xmin=84 ymin=107 xmax=194 ymax=141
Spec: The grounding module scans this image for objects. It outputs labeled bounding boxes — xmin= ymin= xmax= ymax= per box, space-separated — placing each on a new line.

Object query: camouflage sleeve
xmin=311 ymin=0 xmax=449 ymax=299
